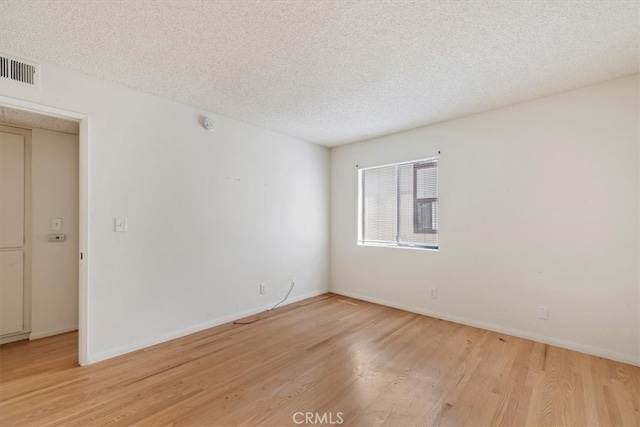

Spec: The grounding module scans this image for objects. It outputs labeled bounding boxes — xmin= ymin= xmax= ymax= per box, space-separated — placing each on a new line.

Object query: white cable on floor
xmin=268 ymin=281 xmax=294 ymax=311
xmin=233 ymin=280 xmax=295 ymax=325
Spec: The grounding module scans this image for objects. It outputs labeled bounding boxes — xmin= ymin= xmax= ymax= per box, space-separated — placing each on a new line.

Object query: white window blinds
xmin=359 ymin=158 xmax=438 ymax=249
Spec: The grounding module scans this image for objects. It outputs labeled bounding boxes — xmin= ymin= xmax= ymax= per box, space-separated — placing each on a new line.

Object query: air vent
xmin=0 ymin=55 xmax=38 ymax=86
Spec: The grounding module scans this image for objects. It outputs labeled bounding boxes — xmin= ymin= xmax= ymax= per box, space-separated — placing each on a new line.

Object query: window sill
xmin=357 ymin=242 xmax=438 ymax=251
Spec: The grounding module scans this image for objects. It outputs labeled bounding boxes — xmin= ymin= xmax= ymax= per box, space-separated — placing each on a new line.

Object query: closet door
xmin=0 ymin=251 xmax=23 ymax=335
xmin=0 ymin=131 xmax=25 ymax=336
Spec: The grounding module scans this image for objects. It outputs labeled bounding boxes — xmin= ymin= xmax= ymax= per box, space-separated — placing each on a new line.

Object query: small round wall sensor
xmin=203 ymin=117 xmax=216 ymax=131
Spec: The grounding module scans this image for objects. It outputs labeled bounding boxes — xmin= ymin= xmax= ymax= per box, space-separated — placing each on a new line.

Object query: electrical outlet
xmin=537 ymin=306 xmax=549 ymax=320
xmin=429 ymin=288 xmax=437 ymax=299
xmin=260 ymin=283 xmax=266 ymax=294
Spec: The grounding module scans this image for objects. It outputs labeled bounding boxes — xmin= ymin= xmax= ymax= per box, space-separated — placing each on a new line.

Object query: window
xmin=359 ymin=158 xmax=438 ymax=249
xmin=413 ymin=162 xmax=438 ymax=234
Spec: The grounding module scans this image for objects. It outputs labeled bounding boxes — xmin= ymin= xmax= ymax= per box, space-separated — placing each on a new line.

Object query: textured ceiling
xmin=0 ymin=107 xmax=79 ymax=135
xmin=0 ymin=1 xmax=638 ymax=147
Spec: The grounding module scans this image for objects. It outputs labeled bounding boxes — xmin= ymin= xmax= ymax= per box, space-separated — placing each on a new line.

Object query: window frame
xmin=413 ymin=162 xmax=438 ymax=234
xmin=358 ymin=157 xmax=439 ymax=251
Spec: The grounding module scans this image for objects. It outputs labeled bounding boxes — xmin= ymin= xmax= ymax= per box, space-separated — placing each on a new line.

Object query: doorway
xmin=0 ymin=98 xmax=88 ymax=365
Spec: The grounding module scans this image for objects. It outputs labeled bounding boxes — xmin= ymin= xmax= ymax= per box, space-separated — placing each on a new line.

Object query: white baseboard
xmin=86 ymin=288 xmax=329 ymax=365
xmin=0 ymin=331 xmax=31 ymax=345
xmin=30 ymin=325 xmax=79 ymax=340
xmin=331 ymin=289 xmax=640 ymax=367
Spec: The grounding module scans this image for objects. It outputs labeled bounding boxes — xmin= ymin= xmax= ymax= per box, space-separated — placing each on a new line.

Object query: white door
xmin=0 ymin=131 xmax=25 ymax=336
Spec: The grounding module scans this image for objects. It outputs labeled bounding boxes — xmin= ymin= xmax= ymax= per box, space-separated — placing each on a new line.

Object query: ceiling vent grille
xmin=0 ymin=55 xmax=38 ymax=86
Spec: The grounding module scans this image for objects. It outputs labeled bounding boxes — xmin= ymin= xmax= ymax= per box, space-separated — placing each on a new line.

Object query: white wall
xmin=1 ymin=61 xmax=330 ymax=363
xmin=31 ymin=128 xmax=79 ymax=339
xmin=331 ymin=75 xmax=640 ymax=366
xmin=2 ymin=60 xmax=636 ymax=367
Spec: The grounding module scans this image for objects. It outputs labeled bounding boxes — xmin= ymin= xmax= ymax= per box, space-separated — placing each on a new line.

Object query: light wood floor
xmin=1 ymin=293 xmax=638 ymax=426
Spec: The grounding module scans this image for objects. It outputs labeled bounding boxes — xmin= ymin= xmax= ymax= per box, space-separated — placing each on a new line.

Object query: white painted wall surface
xmin=31 ymin=128 xmax=79 ymax=339
xmin=330 ymin=75 xmax=640 ymax=365
xmin=1 ymin=61 xmax=329 ymax=363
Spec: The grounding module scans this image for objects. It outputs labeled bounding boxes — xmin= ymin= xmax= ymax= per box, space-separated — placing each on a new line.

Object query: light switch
xmin=50 ymin=218 xmax=63 ymax=231
xmin=115 ymin=217 xmax=127 ymax=232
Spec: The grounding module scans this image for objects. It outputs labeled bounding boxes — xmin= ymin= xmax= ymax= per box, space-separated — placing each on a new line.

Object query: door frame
xmin=0 ymin=96 xmax=89 ymax=366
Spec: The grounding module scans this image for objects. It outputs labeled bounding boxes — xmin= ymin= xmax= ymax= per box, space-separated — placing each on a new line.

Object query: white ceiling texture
xmin=0 ymin=1 xmax=638 ymax=146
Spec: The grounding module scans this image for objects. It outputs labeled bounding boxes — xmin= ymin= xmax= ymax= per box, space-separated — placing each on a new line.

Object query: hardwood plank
xmin=1 ymin=293 xmax=638 ymax=426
